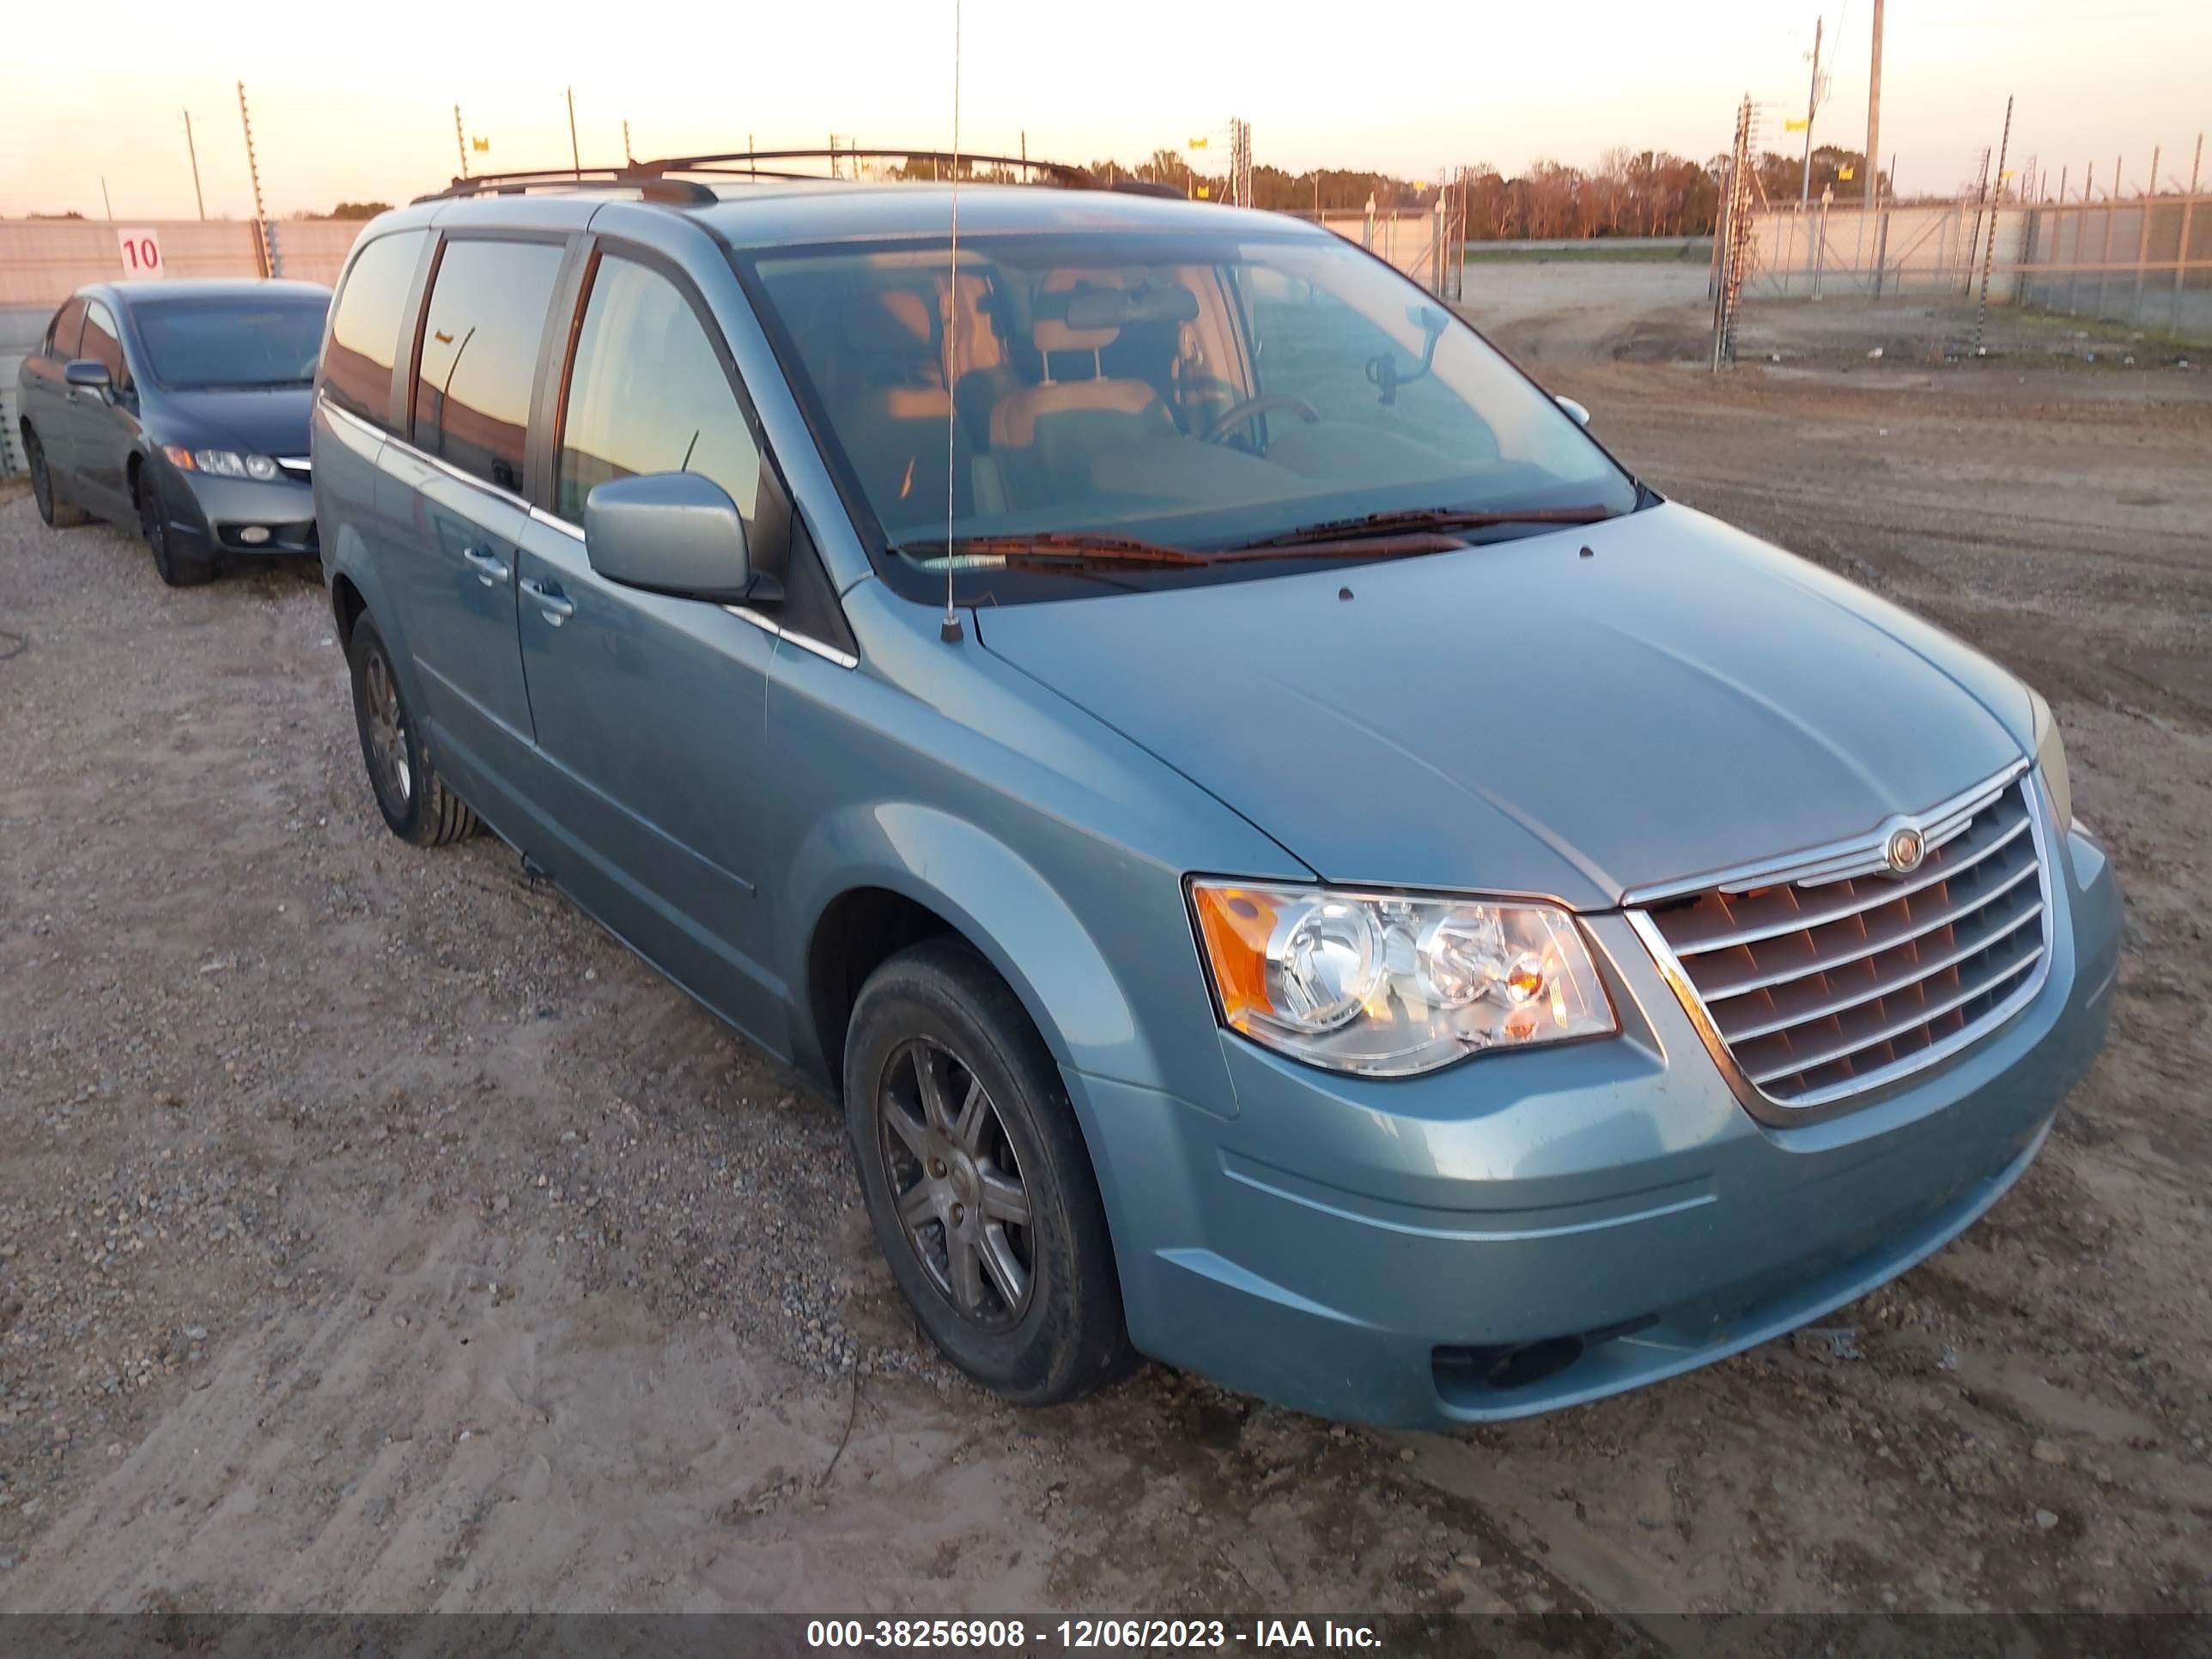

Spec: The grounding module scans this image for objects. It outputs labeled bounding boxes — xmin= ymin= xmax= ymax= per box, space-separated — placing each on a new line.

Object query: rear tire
xmin=844 ymin=938 xmax=1135 ymax=1406
xmin=25 ymin=427 xmax=88 ymax=529
xmin=347 ymin=615 xmax=477 ymax=847
xmin=139 ymin=467 xmax=214 ymax=587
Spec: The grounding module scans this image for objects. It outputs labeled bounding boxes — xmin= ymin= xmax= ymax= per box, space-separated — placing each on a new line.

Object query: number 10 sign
xmin=117 ymin=228 xmax=166 ymax=278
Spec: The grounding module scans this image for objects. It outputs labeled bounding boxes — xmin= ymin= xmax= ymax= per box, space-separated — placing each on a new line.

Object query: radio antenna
xmin=939 ymin=0 xmax=966 ymax=643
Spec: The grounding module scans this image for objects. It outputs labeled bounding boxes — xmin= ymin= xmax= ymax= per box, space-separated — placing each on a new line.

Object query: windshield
xmin=749 ymin=230 xmax=1638 ymax=601
xmin=135 ymin=297 xmax=331 ymax=390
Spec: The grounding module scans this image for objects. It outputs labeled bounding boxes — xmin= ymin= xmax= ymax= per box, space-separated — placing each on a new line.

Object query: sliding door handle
xmin=462 ymin=546 xmax=509 ymax=586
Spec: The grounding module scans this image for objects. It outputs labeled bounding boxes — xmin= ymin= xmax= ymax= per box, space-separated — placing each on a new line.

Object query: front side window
xmin=750 ymin=231 xmax=1638 ymax=604
xmin=79 ymin=301 xmax=126 ymax=385
xmin=412 ymin=238 xmax=567 ymax=491
xmin=556 ymin=254 xmax=762 ymax=526
xmin=47 ymin=298 xmax=87 ymax=359
xmin=323 ymin=229 xmax=428 ymax=428
xmin=137 ymin=296 xmax=329 ymax=391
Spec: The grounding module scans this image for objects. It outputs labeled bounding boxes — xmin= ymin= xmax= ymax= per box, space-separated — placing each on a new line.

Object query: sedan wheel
xmin=139 ymin=469 xmax=212 ymax=587
xmin=25 ymin=428 xmax=88 ymax=529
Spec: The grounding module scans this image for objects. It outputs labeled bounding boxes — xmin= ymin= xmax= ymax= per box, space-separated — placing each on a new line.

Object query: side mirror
xmin=64 ymin=360 xmax=112 ymax=392
xmin=1555 ymin=395 xmax=1591 ymax=428
xmin=583 ymin=472 xmax=767 ymax=605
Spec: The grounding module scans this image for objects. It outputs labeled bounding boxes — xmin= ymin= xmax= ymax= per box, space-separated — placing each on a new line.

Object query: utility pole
xmin=623 ymin=120 xmax=633 ymax=166
xmin=1863 ymin=0 xmax=1883 ymax=213
xmin=456 ymin=105 xmax=469 ymax=179
xmin=184 ymin=109 xmax=205 ymax=219
xmin=100 ymin=177 xmax=114 ymax=221
xmin=567 ymin=88 xmax=581 ymax=180
xmin=1800 ymin=14 xmax=1824 ymax=210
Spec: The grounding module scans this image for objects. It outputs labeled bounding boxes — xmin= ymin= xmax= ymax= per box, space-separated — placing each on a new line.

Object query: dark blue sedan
xmin=16 ymin=278 xmax=331 ymax=586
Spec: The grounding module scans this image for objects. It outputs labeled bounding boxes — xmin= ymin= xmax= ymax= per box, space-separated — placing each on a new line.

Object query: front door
xmin=514 ymin=247 xmax=784 ymax=1042
xmin=381 ymin=234 xmax=568 ymax=817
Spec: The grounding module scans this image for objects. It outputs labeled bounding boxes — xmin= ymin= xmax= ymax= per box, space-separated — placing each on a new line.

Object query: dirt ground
xmin=2 ymin=270 xmax=2208 ymax=1624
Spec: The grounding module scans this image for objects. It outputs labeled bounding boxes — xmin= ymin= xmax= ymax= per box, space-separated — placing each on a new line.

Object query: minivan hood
xmin=155 ymin=385 xmax=314 ymax=458
xmin=972 ymin=502 xmax=2031 ymax=909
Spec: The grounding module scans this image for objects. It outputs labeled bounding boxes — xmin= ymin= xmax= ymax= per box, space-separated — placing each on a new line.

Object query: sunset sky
xmin=4 ymin=0 xmax=2205 ymax=220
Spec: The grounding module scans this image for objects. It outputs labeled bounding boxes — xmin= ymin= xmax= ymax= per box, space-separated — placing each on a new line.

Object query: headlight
xmin=191 ymin=450 xmax=279 ymax=479
xmin=2028 ymin=690 xmax=2073 ymax=830
xmin=1189 ymin=879 xmax=1616 ymax=1076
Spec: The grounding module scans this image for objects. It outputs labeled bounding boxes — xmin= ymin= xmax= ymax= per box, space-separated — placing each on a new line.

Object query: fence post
xmin=2130 ymin=193 xmax=2156 ymax=324
xmin=2175 ymin=135 xmax=2203 ymax=334
xmin=2095 ymin=159 xmax=2120 ymax=319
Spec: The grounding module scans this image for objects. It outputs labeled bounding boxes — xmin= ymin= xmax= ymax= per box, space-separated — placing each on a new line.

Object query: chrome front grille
xmin=1634 ymin=770 xmax=2051 ymax=1111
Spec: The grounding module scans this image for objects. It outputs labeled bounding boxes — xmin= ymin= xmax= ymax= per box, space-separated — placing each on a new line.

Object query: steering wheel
xmin=298 ymin=354 xmax=322 ymax=381
xmin=1200 ymin=393 xmax=1322 ymax=446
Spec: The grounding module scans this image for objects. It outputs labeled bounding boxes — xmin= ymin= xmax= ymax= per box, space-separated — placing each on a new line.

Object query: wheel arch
xmin=788 ymin=805 xmax=1165 ymax=1104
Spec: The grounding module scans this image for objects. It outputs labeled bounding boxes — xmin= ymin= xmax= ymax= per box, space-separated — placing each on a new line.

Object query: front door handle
xmin=462 ymin=546 xmax=509 ymax=586
xmin=520 ymin=576 xmax=575 ymax=626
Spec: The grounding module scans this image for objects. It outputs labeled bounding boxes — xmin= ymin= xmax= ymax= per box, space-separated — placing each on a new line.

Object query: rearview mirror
xmin=583 ymin=472 xmax=762 ymax=604
xmin=64 ymin=360 xmax=112 ymax=391
xmin=1555 ymin=395 xmax=1591 ymax=428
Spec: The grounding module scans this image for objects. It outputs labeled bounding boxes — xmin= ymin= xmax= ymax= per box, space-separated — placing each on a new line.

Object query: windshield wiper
xmin=886 ymin=531 xmax=1208 ymax=568
xmin=1224 ymin=503 xmax=1617 ymax=554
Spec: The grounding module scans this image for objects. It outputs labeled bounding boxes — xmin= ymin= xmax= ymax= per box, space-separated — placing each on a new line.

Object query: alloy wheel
xmin=875 ymin=1036 xmax=1036 ymax=1328
xmin=362 ymin=647 xmax=413 ymax=806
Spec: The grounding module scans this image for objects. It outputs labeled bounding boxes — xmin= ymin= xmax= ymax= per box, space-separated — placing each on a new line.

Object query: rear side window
xmin=47 ymin=298 xmax=87 ymax=359
xmin=556 ymin=254 xmax=762 ymax=526
xmin=324 ymin=229 xmax=428 ymax=428
xmin=79 ymin=301 xmax=126 ymax=386
xmin=412 ymin=239 xmax=566 ymax=493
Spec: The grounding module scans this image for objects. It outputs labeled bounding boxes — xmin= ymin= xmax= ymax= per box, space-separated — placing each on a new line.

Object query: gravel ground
xmin=1 ymin=274 xmax=2208 ymax=1620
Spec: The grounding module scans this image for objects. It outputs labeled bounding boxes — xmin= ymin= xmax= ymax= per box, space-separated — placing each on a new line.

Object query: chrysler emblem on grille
xmin=1884 ymin=826 xmax=1926 ymax=874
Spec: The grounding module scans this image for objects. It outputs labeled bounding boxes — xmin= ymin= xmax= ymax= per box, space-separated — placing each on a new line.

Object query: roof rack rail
xmin=414 ymin=149 xmax=1097 ymax=205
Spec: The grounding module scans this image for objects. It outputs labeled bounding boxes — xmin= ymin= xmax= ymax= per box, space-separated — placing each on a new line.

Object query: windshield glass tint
xmin=137 ymin=297 xmax=331 ymax=389
xmin=751 ymin=231 xmax=1636 ymax=599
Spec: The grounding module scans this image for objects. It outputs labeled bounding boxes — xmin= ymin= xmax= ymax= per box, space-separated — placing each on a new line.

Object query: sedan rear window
xmin=137 ymin=297 xmax=331 ymax=391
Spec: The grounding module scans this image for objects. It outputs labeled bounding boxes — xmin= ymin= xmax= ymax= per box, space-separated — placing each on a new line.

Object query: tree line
xmin=1086 ymin=143 xmax=1891 ymax=239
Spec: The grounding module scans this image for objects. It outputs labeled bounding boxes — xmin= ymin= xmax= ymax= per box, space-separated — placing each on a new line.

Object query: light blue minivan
xmin=312 ymin=153 xmax=2120 ymax=1427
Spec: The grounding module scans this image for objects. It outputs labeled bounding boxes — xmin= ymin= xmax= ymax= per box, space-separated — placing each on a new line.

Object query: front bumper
xmin=155 ymin=465 xmax=318 ymax=559
xmin=1069 ymin=825 xmax=2121 ymax=1428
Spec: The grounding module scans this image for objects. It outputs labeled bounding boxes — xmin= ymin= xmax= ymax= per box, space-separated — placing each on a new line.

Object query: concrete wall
xmin=1297 ymin=210 xmax=1440 ymax=285
xmin=2015 ymin=196 xmax=2212 ymax=336
xmin=2 ymin=216 xmax=365 ymax=474
xmin=1747 ymin=203 xmax=2031 ymax=299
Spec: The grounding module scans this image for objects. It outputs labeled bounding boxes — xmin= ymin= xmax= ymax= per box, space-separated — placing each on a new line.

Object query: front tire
xmin=25 ymin=427 xmax=88 ymax=528
xmin=844 ymin=939 xmax=1134 ymax=1406
xmin=139 ymin=467 xmax=214 ymax=587
xmin=347 ymin=615 xmax=477 ymax=846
